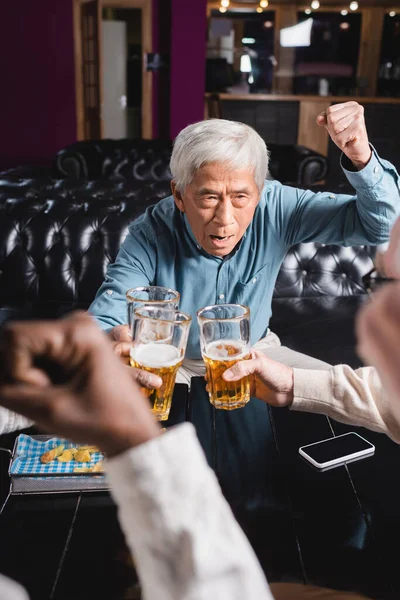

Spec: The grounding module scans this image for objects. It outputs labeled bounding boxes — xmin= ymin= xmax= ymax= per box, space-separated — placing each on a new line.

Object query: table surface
xmin=1 ymin=379 xmax=400 ymax=600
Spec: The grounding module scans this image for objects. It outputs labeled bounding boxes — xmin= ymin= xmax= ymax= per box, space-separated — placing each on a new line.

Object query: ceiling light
xmin=260 ymin=0 xmax=269 ymax=7
xmin=242 ymin=37 xmax=256 ymax=43
xmin=389 ymin=10 xmax=396 ymax=16
xmin=341 ymin=9 xmax=348 ymax=15
xmin=219 ymin=6 xmax=227 ymax=12
xmin=349 ymin=1 xmax=358 ymax=10
xmin=256 ymin=6 xmax=263 ymax=12
xmin=220 ymin=0 xmax=230 ymax=7
xmin=311 ymin=0 xmax=320 ymax=9
xmin=305 ymin=8 xmax=312 ymax=13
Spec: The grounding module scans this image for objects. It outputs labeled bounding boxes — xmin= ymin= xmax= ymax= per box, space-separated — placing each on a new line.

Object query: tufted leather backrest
xmin=55 ymin=139 xmax=173 ymax=181
xmin=53 ymin=139 xmax=328 ymax=187
xmin=0 ymin=178 xmax=374 ymax=320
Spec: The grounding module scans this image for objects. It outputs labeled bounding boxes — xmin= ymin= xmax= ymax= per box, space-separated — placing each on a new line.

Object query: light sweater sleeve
xmin=0 ymin=574 xmax=29 ymax=600
xmin=0 ymin=407 xmax=32 ymax=435
xmin=105 ymin=422 xmax=273 ymax=600
xmin=292 ymin=365 xmax=400 ymax=443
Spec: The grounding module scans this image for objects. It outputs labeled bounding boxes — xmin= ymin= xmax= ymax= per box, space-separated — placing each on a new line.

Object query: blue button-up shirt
xmin=89 ymin=149 xmax=400 ymax=359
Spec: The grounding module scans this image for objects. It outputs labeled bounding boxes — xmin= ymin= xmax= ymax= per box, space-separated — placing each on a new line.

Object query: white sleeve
xmin=105 ymin=423 xmax=273 ymax=600
xmin=0 ymin=574 xmax=29 ymax=600
xmin=292 ymin=365 xmax=400 ymax=443
xmin=0 ymin=407 xmax=32 ymax=435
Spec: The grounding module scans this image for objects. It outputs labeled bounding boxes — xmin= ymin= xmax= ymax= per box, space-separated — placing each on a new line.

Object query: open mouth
xmin=210 ymin=235 xmax=232 ymax=242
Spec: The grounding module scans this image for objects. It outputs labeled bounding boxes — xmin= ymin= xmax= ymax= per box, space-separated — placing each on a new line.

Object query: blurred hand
xmin=384 ymin=216 xmax=400 ymax=279
xmin=317 ymin=101 xmax=371 ymax=170
xmin=108 ymin=324 xmax=131 ymax=342
xmin=357 ymin=282 xmax=400 ymax=403
xmin=0 ymin=312 xmax=160 ymax=457
xmin=357 ymin=215 xmax=400 ymax=398
xmin=222 ymin=350 xmax=294 ymax=407
xmin=112 ymin=341 xmax=162 ymax=389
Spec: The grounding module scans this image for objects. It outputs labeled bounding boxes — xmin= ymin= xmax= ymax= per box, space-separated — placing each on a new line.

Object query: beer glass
xmin=130 ymin=306 xmax=191 ymax=421
xmin=197 ymin=304 xmax=251 ymax=410
xmin=126 ymin=286 xmax=180 ymax=332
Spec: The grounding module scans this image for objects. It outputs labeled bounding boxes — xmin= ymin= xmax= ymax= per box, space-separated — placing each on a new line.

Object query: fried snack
xmin=74 ymin=449 xmax=91 ymax=463
xmin=40 ymin=444 xmax=65 ymax=464
xmin=73 ymin=465 xmax=92 ymax=473
xmin=74 ymin=461 xmax=104 ymax=474
xmin=57 ymin=449 xmax=75 ymax=462
xmin=77 ymin=445 xmax=100 ymax=453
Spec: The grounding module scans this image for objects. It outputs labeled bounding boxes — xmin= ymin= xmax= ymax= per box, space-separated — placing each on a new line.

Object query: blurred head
xmin=170 ymin=119 xmax=269 ymax=257
xmin=384 ymin=216 xmax=400 ymax=278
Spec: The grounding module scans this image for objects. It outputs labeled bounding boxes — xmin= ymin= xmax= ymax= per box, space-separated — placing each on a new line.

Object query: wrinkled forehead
xmin=188 ymin=161 xmax=258 ymax=190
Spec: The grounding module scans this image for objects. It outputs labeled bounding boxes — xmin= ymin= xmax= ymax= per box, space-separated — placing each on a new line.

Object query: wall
xmin=152 ymin=0 xmax=171 ymax=139
xmin=0 ymin=0 xmax=76 ymax=169
xmin=169 ymin=0 xmax=207 ymax=138
xmin=0 ymin=0 xmax=207 ymax=168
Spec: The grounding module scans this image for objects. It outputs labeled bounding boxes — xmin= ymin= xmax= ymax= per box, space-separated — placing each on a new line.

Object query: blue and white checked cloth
xmin=10 ymin=435 xmax=104 ymax=476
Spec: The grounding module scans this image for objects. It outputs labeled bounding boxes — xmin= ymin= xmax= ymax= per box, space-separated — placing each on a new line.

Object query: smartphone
xmin=299 ymin=432 xmax=375 ymax=470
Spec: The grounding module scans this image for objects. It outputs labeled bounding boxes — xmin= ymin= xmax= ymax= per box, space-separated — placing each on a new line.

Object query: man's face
xmin=172 ymin=162 xmax=261 ymax=257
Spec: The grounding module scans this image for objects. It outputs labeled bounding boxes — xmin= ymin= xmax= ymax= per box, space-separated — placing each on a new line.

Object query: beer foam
xmin=204 ymin=339 xmax=248 ymax=361
xmin=130 ymin=343 xmax=181 ymax=368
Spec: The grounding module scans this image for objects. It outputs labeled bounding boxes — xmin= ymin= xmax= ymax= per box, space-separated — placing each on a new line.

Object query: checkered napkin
xmin=10 ymin=435 xmax=105 ymax=476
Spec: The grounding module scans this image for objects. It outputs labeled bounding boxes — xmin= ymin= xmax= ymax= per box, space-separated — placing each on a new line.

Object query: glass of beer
xmin=130 ymin=306 xmax=191 ymax=421
xmin=197 ymin=304 xmax=251 ymax=410
xmin=126 ymin=286 xmax=180 ymax=331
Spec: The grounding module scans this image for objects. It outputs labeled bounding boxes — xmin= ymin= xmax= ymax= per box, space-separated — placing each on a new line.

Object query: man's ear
xmin=171 ymin=180 xmax=185 ymax=213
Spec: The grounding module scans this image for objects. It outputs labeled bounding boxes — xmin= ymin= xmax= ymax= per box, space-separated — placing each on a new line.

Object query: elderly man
xmin=88 ymin=102 xmax=400 ymax=381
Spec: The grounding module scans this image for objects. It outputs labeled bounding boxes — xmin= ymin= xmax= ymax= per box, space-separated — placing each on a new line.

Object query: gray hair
xmin=170 ymin=119 xmax=269 ymax=193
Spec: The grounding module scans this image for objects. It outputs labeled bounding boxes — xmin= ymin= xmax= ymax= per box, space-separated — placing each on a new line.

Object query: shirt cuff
xmin=291 ymin=368 xmax=333 ymax=413
xmin=341 ymin=145 xmax=384 ymax=190
xmin=0 ymin=407 xmax=33 ymax=435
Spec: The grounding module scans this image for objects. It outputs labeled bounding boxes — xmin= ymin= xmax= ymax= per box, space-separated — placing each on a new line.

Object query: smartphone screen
xmin=300 ymin=432 xmax=374 ymax=467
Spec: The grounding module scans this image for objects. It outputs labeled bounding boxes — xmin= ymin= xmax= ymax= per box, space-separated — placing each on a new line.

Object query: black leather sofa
xmin=0 ymin=174 xmax=373 ymax=370
xmin=1 ymin=139 xmax=328 ymax=188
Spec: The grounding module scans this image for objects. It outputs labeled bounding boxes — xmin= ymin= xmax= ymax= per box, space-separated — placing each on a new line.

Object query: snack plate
xmin=9 ymin=434 xmax=105 ymax=477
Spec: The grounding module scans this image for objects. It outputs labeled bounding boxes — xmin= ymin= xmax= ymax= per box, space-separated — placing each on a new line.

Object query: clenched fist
xmin=317 ymin=101 xmax=371 ymax=170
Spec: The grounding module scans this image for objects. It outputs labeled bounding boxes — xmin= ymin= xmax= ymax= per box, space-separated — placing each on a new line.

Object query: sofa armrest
xmin=268 ymin=144 xmax=328 ymax=186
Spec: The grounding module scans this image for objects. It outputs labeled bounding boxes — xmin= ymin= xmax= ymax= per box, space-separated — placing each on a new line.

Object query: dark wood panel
xmin=221 ymin=100 xmax=299 ymax=145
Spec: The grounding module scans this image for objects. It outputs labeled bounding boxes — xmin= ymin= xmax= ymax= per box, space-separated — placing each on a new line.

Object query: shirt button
xmin=219 ymin=293 xmax=225 ymax=300
xmin=106 ymin=290 xmax=113 ymax=296
xmin=302 ymin=270 xmax=307 ymax=276
xmin=374 ymin=166 xmax=380 ymax=174
xmin=252 ymin=277 xmax=257 ymax=284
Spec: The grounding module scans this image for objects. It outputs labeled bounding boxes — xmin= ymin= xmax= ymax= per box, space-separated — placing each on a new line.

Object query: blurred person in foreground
xmin=0 ymin=313 xmax=368 ymax=600
xmin=221 ymin=216 xmax=400 ymax=444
